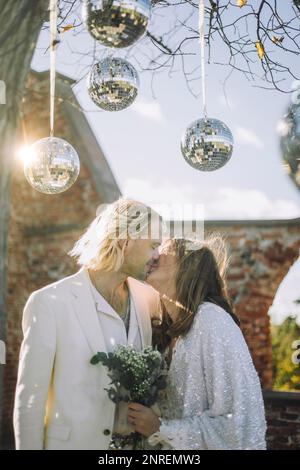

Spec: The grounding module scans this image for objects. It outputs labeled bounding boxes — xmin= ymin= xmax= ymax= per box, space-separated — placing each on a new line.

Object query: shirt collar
xmin=85 ymin=268 xmax=130 ymax=320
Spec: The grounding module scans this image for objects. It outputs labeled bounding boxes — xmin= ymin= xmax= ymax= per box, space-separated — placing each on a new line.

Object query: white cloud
xmin=123 ymin=178 xmax=300 ymax=220
xmin=130 ymin=99 xmax=165 ymax=123
xmin=235 ymin=126 xmax=264 ymax=149
xmin=123 ymin=178 xmax=194 ymax=205
xmin=206 ymin=187 xmax=300 ymax=219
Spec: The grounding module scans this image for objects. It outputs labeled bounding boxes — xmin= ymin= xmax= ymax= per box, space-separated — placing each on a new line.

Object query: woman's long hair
xmin=152 ymin=235 xmax=240 ymax=352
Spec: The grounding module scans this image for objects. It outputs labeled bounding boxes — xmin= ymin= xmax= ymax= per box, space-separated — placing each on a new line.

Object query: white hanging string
xmin=50 ymin=0 xmax=58 ymax=138
xmin=199 ymin=0 xmax=207 ymax=119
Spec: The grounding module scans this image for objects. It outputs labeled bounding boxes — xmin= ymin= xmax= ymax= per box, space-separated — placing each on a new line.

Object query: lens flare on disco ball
xmin=23 ymin=137 xmax=80 ymax=194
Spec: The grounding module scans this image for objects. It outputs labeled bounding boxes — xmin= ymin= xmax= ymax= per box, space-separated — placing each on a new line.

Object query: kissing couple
xmin=14 ymin=198 xmax=266 ymax=450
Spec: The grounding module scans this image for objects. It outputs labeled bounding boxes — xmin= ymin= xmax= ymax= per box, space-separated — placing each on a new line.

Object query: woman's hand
xmin=127 ymin=403 xmax=161 ymax=437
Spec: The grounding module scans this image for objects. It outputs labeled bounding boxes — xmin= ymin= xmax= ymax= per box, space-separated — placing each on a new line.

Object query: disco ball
xmin=82 ymin=0 xmax=151 ymax=48
xmin=181 ymin=118 xmax=234 ymax=172
xmin=24 ymin=137 xmax=80 ymax=194
xmin=279 ymin=104 xmax=300 ymax=190
xmin=87 ymin=57 xmax=139 ymax=111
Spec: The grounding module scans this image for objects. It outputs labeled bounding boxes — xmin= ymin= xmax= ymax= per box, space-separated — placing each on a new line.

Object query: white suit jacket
xmin=13 ymin=268 xmax=160 ymax=450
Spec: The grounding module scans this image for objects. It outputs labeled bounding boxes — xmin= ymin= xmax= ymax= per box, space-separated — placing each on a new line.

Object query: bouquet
xmin=90 ymin=345 xmax=167 ymax=449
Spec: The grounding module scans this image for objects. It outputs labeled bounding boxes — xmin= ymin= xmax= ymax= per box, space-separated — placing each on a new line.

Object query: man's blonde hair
xmin=69 ymin=198 xmax=160 ymax=271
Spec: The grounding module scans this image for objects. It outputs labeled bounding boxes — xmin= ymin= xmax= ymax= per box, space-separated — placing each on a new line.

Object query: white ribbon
xmin=199 ymin=0 xmax=207 ymax=119
xmin=49 ymin=0 xmax=58 ymax=137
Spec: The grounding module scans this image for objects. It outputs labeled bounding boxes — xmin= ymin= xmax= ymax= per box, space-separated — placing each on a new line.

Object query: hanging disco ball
xmin=82 ymin=0 xmax=151 ymax=48
xmin=24 ymin=137 xmax=80 ymax=194
xmin=181 ymin=118 xmax=234 ymax=172
xmin=279 ymin=103 xmax=300 ymax=190
xmin=87 ymin=57 xmax=139 ymax=111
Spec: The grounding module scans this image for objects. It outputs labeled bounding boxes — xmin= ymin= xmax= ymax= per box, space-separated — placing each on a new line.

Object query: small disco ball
xmin=24 ymin=137 xmax=80 ymax=194
xmin=87 ymin=57 xmax=139 ymax=111
xmin=82 ymin=0 xmax=151 ymax=48
xmin=279 ymin=104 xmax=300 ymax=190
xmin=181 ymin=118 xmax=234 ymax=172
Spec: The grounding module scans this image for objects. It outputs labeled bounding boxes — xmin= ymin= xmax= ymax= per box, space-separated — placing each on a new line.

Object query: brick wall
xmin=1 ymin=71 xmax=107 ymax=448
xmin=264 ymin=390 xmax=300 ymax=449
xmin=205 ymin=220 xmax=300 ymax=390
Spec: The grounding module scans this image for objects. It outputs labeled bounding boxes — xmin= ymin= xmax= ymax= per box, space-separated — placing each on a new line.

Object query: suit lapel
xmin=70 ymin=268 xmax=107 ymax=355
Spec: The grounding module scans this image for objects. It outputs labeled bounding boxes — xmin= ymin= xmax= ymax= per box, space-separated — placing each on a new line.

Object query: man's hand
xmin=128 ymin=402 xmax=160 ymax=437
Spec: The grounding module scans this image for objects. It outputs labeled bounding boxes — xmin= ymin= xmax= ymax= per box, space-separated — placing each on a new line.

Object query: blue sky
xmin=31 ymin=1 xmax=300 ymax=322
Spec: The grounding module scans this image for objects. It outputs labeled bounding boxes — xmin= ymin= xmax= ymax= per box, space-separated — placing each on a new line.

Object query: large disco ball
xmin=82 ymin=0 xmax=151 ymax=48
xmin=87 ymin=57 xmax=139 ymax=111
xmin=181 ymin=118 xmax=234 ymax=171
xmin=24 ymin=137 xmax=80 ymax=194
xmin=279 ymin=104 xmax=300 ymax=190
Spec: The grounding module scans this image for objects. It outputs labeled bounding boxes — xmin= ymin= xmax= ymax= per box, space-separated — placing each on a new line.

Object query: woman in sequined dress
xmin=127 ymin=237 xmax=266 ymax=450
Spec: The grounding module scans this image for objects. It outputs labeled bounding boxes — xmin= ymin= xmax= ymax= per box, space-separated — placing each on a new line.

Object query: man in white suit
xmin=13 ymin=198 xmax=162 ymax=450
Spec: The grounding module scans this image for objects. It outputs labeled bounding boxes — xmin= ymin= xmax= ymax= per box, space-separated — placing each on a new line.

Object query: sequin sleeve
xmin=148 ymin=303 xmax=266 ymax=450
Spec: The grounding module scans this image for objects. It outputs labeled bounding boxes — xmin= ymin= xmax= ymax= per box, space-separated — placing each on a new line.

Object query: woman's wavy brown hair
xmin=152 ymin=235 xmax=240 ymax=352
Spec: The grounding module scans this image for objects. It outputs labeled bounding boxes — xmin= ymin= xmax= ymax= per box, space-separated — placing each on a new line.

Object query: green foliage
xmin=272 ymin=312 xmax=300 ymax=391
xmin=90 ymin=345 xmax=168 ymax=406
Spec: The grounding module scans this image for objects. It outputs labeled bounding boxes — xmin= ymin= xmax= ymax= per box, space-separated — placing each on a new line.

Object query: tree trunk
xmin=0 ymin=0 xmax=48 ymax=448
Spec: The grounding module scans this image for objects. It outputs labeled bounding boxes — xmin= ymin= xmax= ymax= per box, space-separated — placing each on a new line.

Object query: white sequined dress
xmin=148 ymin=302 xmax=266 ymax=450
